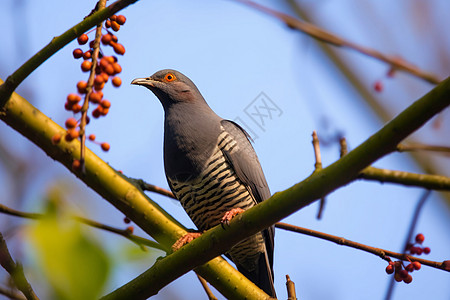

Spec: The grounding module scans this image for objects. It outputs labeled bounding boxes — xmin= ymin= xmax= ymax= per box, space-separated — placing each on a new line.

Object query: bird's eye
xmin=164 ymin=73 xmax=176 ymax=82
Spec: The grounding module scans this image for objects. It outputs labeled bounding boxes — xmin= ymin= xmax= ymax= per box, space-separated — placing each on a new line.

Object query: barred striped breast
xmin=169 ymin=126 xmax=265 ymax=269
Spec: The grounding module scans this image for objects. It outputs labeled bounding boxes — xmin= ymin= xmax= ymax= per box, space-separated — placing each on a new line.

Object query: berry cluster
xmin=406 ymin=233 xmax=431 ymax=255
xmin=53 ymin=14 xmax=127 ymax=171
xmin=384 ymin=233 xmax=430 ymax=284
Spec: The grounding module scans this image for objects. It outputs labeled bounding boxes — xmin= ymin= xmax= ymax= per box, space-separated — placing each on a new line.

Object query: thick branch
xmin=103 ymin=77 xmax=450 ymax=298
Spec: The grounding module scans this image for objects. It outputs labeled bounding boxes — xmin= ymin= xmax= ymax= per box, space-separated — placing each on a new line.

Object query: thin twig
xmin=275 ymin=222 xmax=449 ymax=272
xmin=0 ymin=204 xmax=167 ymax=252
xmin=312 ymin=131 xmax=325 ymax=219
xmin=79 ymin=0 xmax=107 ymax=172
xmin=285 ymin=275 xmax=297 ymax=300
xmin=196 ymin=274 xmax=218 ymax=300
xmin=235 ymin=0 xmax=441 ymax=84
xmin=0 ymin=233 xmax=39 ymax=300
xmin=397 ymin=143 xmax=450 ymax=155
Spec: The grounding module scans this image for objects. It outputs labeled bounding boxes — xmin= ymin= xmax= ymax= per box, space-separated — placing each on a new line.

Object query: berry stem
xmin=79 ymin=0 xmax=108 ymax=172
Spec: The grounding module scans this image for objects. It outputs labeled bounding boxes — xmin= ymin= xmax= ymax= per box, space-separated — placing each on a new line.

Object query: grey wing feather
xmin=220 ymin=120 xmax=275 ymax=293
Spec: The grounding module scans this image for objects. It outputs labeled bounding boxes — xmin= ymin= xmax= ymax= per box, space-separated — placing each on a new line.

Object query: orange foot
xmin=172 ymin=232 xmax=202 ymax=252
xmin=221 ymin=208 xmax=245 ymax=226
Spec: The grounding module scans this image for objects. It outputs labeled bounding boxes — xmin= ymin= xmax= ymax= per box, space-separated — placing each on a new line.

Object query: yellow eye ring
xmin=164 ymin=73 xmax=176 ymax=82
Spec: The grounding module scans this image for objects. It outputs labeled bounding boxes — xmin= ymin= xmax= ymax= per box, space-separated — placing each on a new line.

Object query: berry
xmin=65 ymin=117 xmax=78 ymax=129
xmin=105 ymin=20 xmax=111 ymax=28
xmin=77 ymin=81 xmax=88 ymax=94
xmin=403 ymin=274 xmax=413 ymax=284
xmin=94 ymin=82 xmax=105 ymax=91
xmin=101 ymin=142 xmax=110 ymax=151
xmin=405 ymin=264 xmax=414 ymax=272
xmin=409 ymin=247 xmax=417 ymax=255
xmin=111 ymin=21 xmax=120 ymax=32
xmin=124 ymin=217 xmax=131 ymax=224
xmin=83 ymin=50 xmax=92 ymax=60
xmin=101 ymin=34 xmax=112 ymax=45
xmin=81 ymin=60 xmax=92 ymax=72
xmin=112 ymin=63 xmax=122 ymax=74
xmin=399 ymin=269 xmax=408 ymax=279
xmin=104 ymin=64 xmax=115 ymax=75
xmin=385 ymin=264 xmax=394 ymax=274
xmin=100 ymin=72 xmax=109 ymax=82
xmin=89 ymin=40 xmax=96 ymax=49
xmin=72 ymin=159 xmax=81 ymax=172
xmin=89 ymin=92 xmax=102 ymax=104
xmin=394 ymin=272 xmax=402 ymax=282
xmin=412 ymin=261 xmax=421 ymax=270
xmin=94 ymin=75 xmax=105 ymax=86
xmin=116 ymin=15 xmax=126 ymax=25
xmin=88 ymin=134 xmax=96 ymax=141
xmin=112 ymin=76 xmax=122 ymax=87
xmin=109 ymin=15 xmax=117 ymax=21
xmin=77 ymin=34 xmax=89 ymax=45
xmin=423 ymin=247 xmax=430 ymax=254
xmin=111 ymin=42 xmax=125 ymax=55
xmin=125 ymin=226 xmax=134 ymax=234
xmin=415 ymin=233 xmax=425 ymax=244
xmin=72 ymin=104 xmax=82 ymax=114
xmin=415 ymin=247 xmax=423 ymax=255
xmin=92 ymin=108 xmax=101 ymax=118
xmin=51 ymin=133 xmax=62 ymax=145
xmin=111 ymin=35 xmax=118 ymax=43
xmin=73 ymin=48 xmax=83 ymax=59
xmin=374 ymin=80 xmax=383 ymax=92
xmin=67 ymin=93 xmax=81 ymax=104
xmin=100 ymin=100 xmax=111 ymax=109
xmin=101 ymin=108 xmax=109 ymax=116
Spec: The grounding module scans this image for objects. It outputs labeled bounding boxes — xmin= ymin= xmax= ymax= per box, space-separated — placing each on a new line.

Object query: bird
xmin=131 ymin=69 xmax=276 ymax=297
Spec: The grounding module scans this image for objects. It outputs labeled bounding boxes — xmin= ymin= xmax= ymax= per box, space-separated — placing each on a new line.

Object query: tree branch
xmin=236 ymin=0 xmax=441 ymax=84
xmin=0 ymin=233 xmax=39 ymax=300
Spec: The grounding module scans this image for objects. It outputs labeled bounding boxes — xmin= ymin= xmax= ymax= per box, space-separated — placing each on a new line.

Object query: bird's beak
xmin=131 ymin=77 xmax=155 ymax=87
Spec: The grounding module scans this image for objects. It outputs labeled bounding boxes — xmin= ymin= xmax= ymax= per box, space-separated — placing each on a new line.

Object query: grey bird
xmin=131 ymin=69 xmax=276 ymax=297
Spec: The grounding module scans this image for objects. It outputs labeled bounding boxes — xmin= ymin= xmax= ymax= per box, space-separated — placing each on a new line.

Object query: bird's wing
xmin=220 ymin=120 xmax=275 ymax=289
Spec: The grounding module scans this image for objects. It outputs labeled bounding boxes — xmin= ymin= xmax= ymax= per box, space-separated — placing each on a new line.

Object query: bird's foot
xmin=221 ymin=208 xmax=245 ymax=226
xmin=172 ymin=232 xmax=202 ymax=252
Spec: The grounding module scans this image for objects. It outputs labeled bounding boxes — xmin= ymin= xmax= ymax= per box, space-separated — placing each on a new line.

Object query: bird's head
xmin=131 ymin=69 xmax=204 ymax=108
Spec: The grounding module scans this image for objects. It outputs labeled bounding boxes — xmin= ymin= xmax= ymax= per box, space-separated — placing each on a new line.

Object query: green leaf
xmin=26 ymin=209 xmax=110 ymax=300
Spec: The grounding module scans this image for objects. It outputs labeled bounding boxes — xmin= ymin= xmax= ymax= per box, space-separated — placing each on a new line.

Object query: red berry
xmin=100 ymin=99 xmax=111 ymax=109
xmin=403 ymin=274 xmax=413 ymax=284
xmin=109 ymin=15 xmax=117 ymax=21
xmin=374 ymin=80 xmax=383 ymax=92
xmin=415 ymin=247 xmax=423 ymax=255
xmin=94 ymin=75 xmax=105 ymax=86
xmin=89 ymin=92 xmax=102 ymax=104
xmin=101 ymin=34 xmax=112 ymax=45
xmin=51 ymin=133 xmax=62 ymax=145
xmin=105 ymin=20 xmax=111 ymax=28
xmin=423 ymin=247 xmax=430 ymax=254
xmin=77 ymin=34 xmax=89 ymax=45
xmin=399 ymin=269 xmax=408 ymax=279
xmin=112 ymin=63 xmax=122 ymax=74
xmin=83 ymin=50 xmax=92 ymax=60
xmin=394 ymin=272 xmax=402 ymax=282
xmin=67 ymin=93 xmax=81 ymax=104
xmin=77 ymin=81 xmax=88 ymax=94
xmin=89 ymin=40 xmax=96 ymax=49
xmin=81 ymin=60 xmax=92 ymax=72
xmin=72 ymin=104 xmax=82 ymax=114
xmin=385 ymin=265 xmax=394 ymax=274
xmin=409 ymin=247 xmax=417 ymax=255
xmin=72 ymin=159 xmax=81 ymax=172
xmin=412 ymin=261 xmax=421 ymax=270
xmin=112 ymin=76 xmax=122 ymax=87
xmin=88 ymin=134 xmax=96 ymax=141
xmin=92 ymin=108 xmax=101 ymax=118
xmin=405 ymin=264 xmax=414 ymax=272
xmin=65 ymin=117 xmax=78 ymax=129
xmin=111 ymin=21 xmax=120 ymax=32
xmin=111 ymin=42 xmax=125 ymax=55
xmin=101 ymin=142 xmax=110 ymax=152
xmin=73 ymin=48 xmax=83 ymax=59
xmin=415 ymin=233 xmax=425 ymax=244
xmin=116 ymin=15 xmax=126 ymax=25
xmin=125 ymin=226 xmax=134 ymax=234
xmin=104 ymin=64 xmax=115 ymax=75
xmin=124 ymin=217 xmax=131 ymax=224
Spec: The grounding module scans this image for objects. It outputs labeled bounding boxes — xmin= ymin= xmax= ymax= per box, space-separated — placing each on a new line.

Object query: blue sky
xmin=1 ymin=0 xmax=449 ymax=299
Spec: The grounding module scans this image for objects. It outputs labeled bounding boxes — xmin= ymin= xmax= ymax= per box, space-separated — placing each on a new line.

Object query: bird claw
xmin=172 ymin=232 xmax=202 ymax=252
xmin=221 ymin=208 xmax=245 ymax=227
